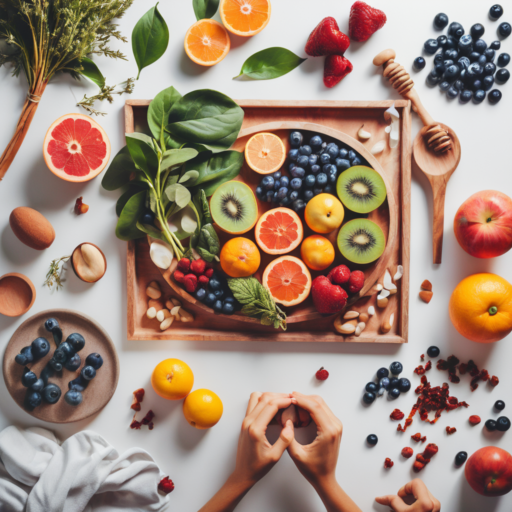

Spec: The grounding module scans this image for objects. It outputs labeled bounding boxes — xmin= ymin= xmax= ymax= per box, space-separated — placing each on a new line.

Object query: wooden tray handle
xmin=429 ymin=175 xmax=448 ymax=265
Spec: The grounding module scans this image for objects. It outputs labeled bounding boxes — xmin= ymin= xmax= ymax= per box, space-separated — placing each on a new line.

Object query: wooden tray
xmin=125 ymin=100 xmax=411 ymax=343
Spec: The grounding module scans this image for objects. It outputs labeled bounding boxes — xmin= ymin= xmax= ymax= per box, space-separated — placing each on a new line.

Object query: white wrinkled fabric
xmin=0 ymin=426 xmax=170 ymax=512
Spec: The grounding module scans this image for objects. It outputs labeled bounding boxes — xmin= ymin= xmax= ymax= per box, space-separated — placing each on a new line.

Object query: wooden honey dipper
xmin=373 ymin=49 xmax=452 ymax=153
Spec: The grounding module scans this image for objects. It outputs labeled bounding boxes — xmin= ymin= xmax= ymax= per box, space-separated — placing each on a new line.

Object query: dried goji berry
xmin=469 ymin=415 xmax=481 ymax=425
xmin=384 ymin=458 xmax=394 ymax=469
xmin=489 ymin=376 xmax=500 ymax=387
xmin=446 ymin=426 xmax=457 ymax=435
xmin=411 ymin=433 xmax=427 ymax=443
xmin=390 ymin=409 xmax=405 ymax=421
xmin=401 ymin=447 xmax=414 ymax=458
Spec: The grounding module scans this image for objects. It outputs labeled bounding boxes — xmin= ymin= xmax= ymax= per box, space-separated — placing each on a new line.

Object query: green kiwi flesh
xmin=336 ymin=166 xmax=387 ymax=214
xmin=210 ymin=181 xmax=258 ymax=234
xmin=337 ymin=218 xmax=386 ymax=264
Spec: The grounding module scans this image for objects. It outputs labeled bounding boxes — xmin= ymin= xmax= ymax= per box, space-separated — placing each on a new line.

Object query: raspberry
xmin=158 ymin=476 xmax=175 ymax=494
xmin=183 ymin=274 xmax=198 ymax=293
xmin=177 ymin=258 xmax=190 ymax=273
xmin=347 ymin=270 xmax=365 ymax=294
xmin=384 ymin=458 xmax=394 ymax=469
xmin=316 ymin=367 xmax=329 ymax=381
xmin=173 ymin=270 xmax=185 ymax=283
xmin=204 ymin=267 xmax=214 ymax=278
xmin=401 ymin=447 xmax=414 ymax=459
xmin=327 ymin=265 xmax=350 ymax=286
xmin=131 ymin=388 xmax=145 ymax=411
xmin=446 ymin=426 xmax=457 ymax=435
xmin=469 ymin=415 xmax=481 ymax=425
xmin=349 ymin=1 xmax=387 ymax=42
xmin=198 ymin=275 xmax=209 ymax=288
xmin=390 ymin=409 xmax=404 ymax=421
xmin=190 ymin=259 xmax=206 ymax=276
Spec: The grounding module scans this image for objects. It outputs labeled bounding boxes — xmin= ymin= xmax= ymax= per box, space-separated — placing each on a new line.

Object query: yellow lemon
xmin=183 ymin=389 xmax=223 ymax=429
xmin=151 ymin=358 xmax=194 ymax=400
xmin=305 ymin=193 xmax=344 ymax=234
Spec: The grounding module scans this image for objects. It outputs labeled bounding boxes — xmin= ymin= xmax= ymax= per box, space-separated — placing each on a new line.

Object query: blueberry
xmin=292 ymin=167 xmax=306 ymax=179
xmin=22 ymin=370 xmax=38 ymax=388
xmin=348 ymin=150 xmax=357 ymax=162
xmin=57 ymin=342 xmax=73 ymax=359
xmin=447 ymin=87 xmax=459 ymax=99
xmin=293 ymin=200 xmax=306 ymax=214
xmin=470 ymin=51 xmax=482 ymax=62
xmin=363 ymin=392 xmax=376 ymax=405
xmin=486 ymin=419 xmax=497 ymax=431
xmin=15 ymin=346 xmax=34 ymax=366
xmin=313 ymin=188 xmax=323 ymax=196
xmin=195 ymin=288 xmax=207 ymax=302
xmin=323 ymin=164 xmax=334 ymax=174
xmin=471 ymin=24 xmax=485 ymax=39
xmin=490 ymin=4 xmax=504 ymax=21
xmin=365 ymin=382 xmax=378 ymax=393
xmin=474 ymin=39 xmax=487 ymax=55
xmin=479 ymin=54 xmax=489 ymax=66
xmin=489 ymin=89 xmax=502 ymax=104
xmin=335 ymin=158 xmax=351 ymax=171
xmin=45 ymin=318 xmax=60 ymax=332
xmin=297 ymin=155 xmax=309 ymax=169
xmin=69 ymin=375 xmax=87 ymax=391
xmin=443 ymin=64 xmax=460 ymax=79
xmin=445 ymin=36 xmax=458 ymax=50
xmin=328 ymin=173 xmax=337 ymax=185
xmin=388 ymin=388 xmax=401 ymax=399
xmin=388 ymin=378 xmax=399 ymax=390
xmin=280 ymin=176 xmax=290 ymax=188
xmin=424 ymin=39 xmax=439 ymax=54
xmin=427 ymin=346 xmax=440 ymax=358
xmin=495 ymin=400 xmax=506 ymax=411
xmin=310 ymin=135 xmax=323 ymax=149
xmin=468 ymin=63 xmax=483 ymax=77
xmin=448 ymin=22 xmax=465 ymax=39
xmin=460 ymin=90 xmax=473 ymax=103
xmin=377 ymin=387 xmax=385 ymax=396
xmin=458 ymin=56 xmax=470 ymax=70
xmin=497 ymin=68 xmax=510 ymax=83
xmin=309 ymin=165 xmax=320 ymax=175
xmin=338 ymin=148 xmax=349 ymax=159
xmin=42 ymin=383 xmax=61 ymax=404
xmin=64 ymin=353 xmax=81 ymax=371
xmin=454 ymin=80 xmax=464 ymax=91
xmin=277 ymin=187 xmax=288 ymax=200
xmin=483 ymin=75 xmax=495 ymax=90
xmin=289 ymin=178 xmax=301 ymax=191
xmin=367 ymin=434 xmax=379 ymax=446
xmin=289 ymin=131 xmax=303 ymax=148
xmin=455 ymin=451 xmax=468 ymax=466
xmin=499 ymin=22 xmax=511 ymax=39
xmin=304 ymin=190 xmax=314 ymax=202
xmin=204 ymin=292 xmax=216 ymax=306
xmin=214 ymin=289 xmax=224 ymax=299
xmin=308 ymin=154 xmax=319 ymax=167
xmin=490 ymin=40 xmax=502 ymax=50
xmin=473 ymin=89 xmax=486 ymax=103
xmin=434 ymin=12 xmax=449 ymax=29
xmin=426 ymin=72 xmax=440 ymax=86
xmin=390 ymin=362 xmax=403 ymax=375
xmin=485 ymin=48 xmax=496 ymax=62
xmin=414 ymin=56 xmax=426 ymax=70
xmin=316 ymin=173 xmax=328 ymax=186
xmin=66 ymin=333 xmax=85 ymax=353
xmin=377 ymin=367 xmax=389 ymax=379
xmin=279 ymin=197 xmax=291 ymax=207
xmin=305 ymin=175 xmax=316 ymax=188
xmin=498 ymin=53 xmax=510 ymax=67
xmin=224 ymin=297 xmax=235 ymax=304
xmin=141 ymin=211 xmax=155 ymax=226
xmin=398 ymin=378 xmax=411 ymax=392
xmin=379 ymin=377 xmax=390 ymax=390
xmin=64 ymin=389 xmax=83 ymax=406
xmin=213 ymin=299 xmax=223 ymax=312
xmin=497 ymin=417 xmax=511 ymax=432
xmin=85 ymin=352 xmax=103 ymax=370
xmin=288 ymin=149 xmax=299 ymax=162
xmin=30 ymin=379 xmax=44 ymax=394
xmin=300 ymin=146 xmax=313 ymax=157
xmin=434 ymin=63 xmax=445 ymax=75
xmin=326 ymin=143 xmax=339 ymax=159
xmin=81 ymin=365 xmax=96 ymax=381
xmin=485 ymin=62 xmax=497 ymax=76
xmin=273 ymin=171 xmax=281 ymax=180
xmin=443 ymin=59 xmax=454 ymax=69
xmin=458 ymin=35 xmax=473 ymax=55
xmin=25 ymin=391 xmax=42 ymax=409
xmin=437 ymin=36 xmax=448 ymax=49
xmin=439 ymin=81 xmax=451 ymax=91
xmin=262 ymin=176 xmax=275 ymax=190
xmin=434 ymin=52 xmax=444 ymax=65
xmin=255 ymin=186 xmax=265 ymax=199
xmin=222 ymin=302 xmax=235 ymax=315
xmin=320 ymin=153 xmax=331 ymax=165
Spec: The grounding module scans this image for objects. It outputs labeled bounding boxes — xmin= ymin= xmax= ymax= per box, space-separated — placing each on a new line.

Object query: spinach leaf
xmin=165 ymin=183 xmax=191 ymax=208
xmin=116 ymin=190 xmax=147 ymax=241
xmin=79 ymin=56 xmax=106 ymax=88
xmin=136 ymin=221 xmax=165 ymax=240
xmin=196 ymin=224 xmax=220 ymax=262
xmin=132 ymin=3 xmax=169 ymax=80
xmin=179 ymin=170 xmax=199 ymax=184
xmin=125 ymin=133 xmax=159 ymax=178
xmin=166 ymin=90 xmax=244 ymax=153
xmin=161 ymin=147 xmax=198 ymax=171
xmin=234 ymin=47 xmax=306 ymax=80
xmin=116 ymin=185 xmax=146 ymax=217
xmin=147 ymin=86 xmax=182 ymax=149
xmin=187 ymin=150 xmax=243 ymax=196
xmin=193 ymin=0 xmax=219 ymax=20
xmin=102 ymin=146 xmax=139 ymax=191
xmin=193 ymin=189 xmax=212 ymax=225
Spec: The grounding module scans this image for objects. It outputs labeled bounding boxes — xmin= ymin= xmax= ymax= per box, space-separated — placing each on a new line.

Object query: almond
xmin=359 ymin=313 xmax=369 ymax=324
xmin=421 ymin=280 xmax=433 ymax=292
xmin=9 ymin=207 xmax=55 ymax=250
xmin=419 ymin=290 xmax=433 ymax=304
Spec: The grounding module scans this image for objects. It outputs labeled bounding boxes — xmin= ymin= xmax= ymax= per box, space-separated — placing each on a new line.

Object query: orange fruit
xmin=301 ymin=235 xmax=335 ymax=271
xmin=219 ymin=0 xmax=271 ymax=37
xmin=184 ymin=19 xmax=230 ymax=66
xmin=220 ymin=237 xmax=261 ymax=277
xmin=43 ymin=114 xmax=110 ymax=183
xmin=151 ymin=358 xmax=194 ymax=400
xmin=245 ymin=133 xmax=286 ymax=174
xmin=305 ymin=193 xmax=345 ymax=234
xmin=255 ymin=207 xmax=303 ymax=255
xmin=183 ymin=389 xmax=223 ymax=429
xmin=449 ymin=273 xmax=512 ymax=343
xmin=262 ymin=255 xmax=312 ymax=307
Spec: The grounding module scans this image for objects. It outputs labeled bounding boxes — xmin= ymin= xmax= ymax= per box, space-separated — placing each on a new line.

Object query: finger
xmin=246 ymin=392 xmax=263 ymax=416
xmin=246 ymin=393 xmax=291 ymax=422
xmin=252 ymin=397 xmax=293 ymax=431
xmin=374 ymin=495 xmax=409 ymax=512
xmin=290 ymin=392 xmax=332 ymax=429
xmin=397 ymin=479 xmax=430 ymax=502
xmin=271 ymin=420 xmax=295 ymax=458
xmin=287 ymin=437 xmax=308 ymax=461
xmin=432 ymin=498 xmax=441 ymax=512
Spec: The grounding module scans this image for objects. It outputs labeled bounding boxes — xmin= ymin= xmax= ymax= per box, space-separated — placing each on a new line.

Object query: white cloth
xmin=0 ymin=426 xmax=170 ymax=512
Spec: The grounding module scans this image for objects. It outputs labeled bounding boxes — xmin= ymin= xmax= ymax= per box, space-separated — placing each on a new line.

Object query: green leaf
xmin=260 ymin=312 xmax=274 ymax=326
xmin=148 ymin=86 xmax=182 ymax=149
xmin=187 ymin=150 xmax=243 ymax=196
xmin=132 ymin=3 xmax=169 ymax=80
xmin=79 ymin=56 xmax=106 ymax=88
xmin=102 ymin=146 xmax=139 ymax=191
xmin=116 ymin=186 xmax=146 ymax=217
xmin=194 ymin=189 xmax=212 ymax=225
xmin=125 ymin=133 xmax=159 ymax=178
xmin=161 ymin=148 xmax=198 ymax=171
xmin=136 ymin=221 xmax=164 ymax=240
xmin=165 ymin=183 xmax=191 ymax=208
xmin=179 ymin=170 xmax=199 ymax=183
xmin=193 ymin=0 xmax=219 ymax=20
xmin=116 ymin=191 xmax=147 ymax=241
xmin=234 ymin=47 xmax=307 ymax=80
xmin=166 ymin=90 xmax=244 ymax=153
xmin=196 ymin=224 xmax=220 ymax=262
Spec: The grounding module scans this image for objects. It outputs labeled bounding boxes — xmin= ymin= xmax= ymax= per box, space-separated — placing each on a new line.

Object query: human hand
xmin=286 ymin=392 xmax=343 ymax=488
xmin=232 ymin=392 xmax=295 ymax=487
xmin=375 ymin=479 xmax=441 ymax=512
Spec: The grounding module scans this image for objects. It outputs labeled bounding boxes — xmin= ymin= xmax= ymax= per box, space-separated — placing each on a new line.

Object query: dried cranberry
xmin=390 ymin=409 xmax=405 ymax=420
xmin=401 ymin=447 xmax=414 ymax=458
xmin=469 ymin=415 xmax=481 ymax=425
xmin=384 ymin=458 xmax=394 ymax=469
xmin=446 ymin=426 xmax=457 ymax=435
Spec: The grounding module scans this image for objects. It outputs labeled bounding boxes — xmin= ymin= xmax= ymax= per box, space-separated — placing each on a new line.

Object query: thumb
xmin=272 ymin=420 xmax=295 ymax=457
xmin=375 ymin=495 xmax=408 ymax=512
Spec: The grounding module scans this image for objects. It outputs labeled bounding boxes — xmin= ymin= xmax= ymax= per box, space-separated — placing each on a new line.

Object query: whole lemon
xmin=301 ymin=235 xmax=335 ymax=271
xmin=305 ymin=194 xmax=344 ymax=234
xmin=151 ymin=358 xmax=194 ymax=400
xmin=220 ymin=237 xmax=261 ymax=277
xmin=183 ymin=389 xmax=223 ymax=429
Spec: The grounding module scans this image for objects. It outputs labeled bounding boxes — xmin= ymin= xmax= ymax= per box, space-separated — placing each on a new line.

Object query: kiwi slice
xmin=336 ymin=166 xmax=387 ymax=214
xmin=337 ymin=218 xmax=386 ymax=264
xmin=210 ymin=181 xmax=258 ymax=234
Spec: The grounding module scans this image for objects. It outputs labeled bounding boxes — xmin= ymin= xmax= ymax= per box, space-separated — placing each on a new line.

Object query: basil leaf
xmin=193 ymin=0 xmax=219 ymax=20
xmin=125 ymin=133 xmax=159 ymax=178
xmin=132 ymin=3 xmax=169 ymax=80
xmin=116 ymin=191 xmax=147 ymax=241
xmin=102 ymin=146 xmax=139 ymax=191
xmin=166 ymin=90 xmax=244 ymax=153
xmin=147 ymin=86 xmax=182 ymax=149
xmin=179 ymin=170 xmax=199 ymax=183
xmin=188 ymin=150 xmax=243 ymax=196
xmin=161 ymin=147 xmax=198 ymax=171
xmin=79 ymin=56 xmax=106 ymax=88
xmin=196 ymin=224 xmax=220 ymax=262
xmin=234 ymin=47 xmax=306 ymax=80
xmin=165 ymin=183 xmax=191 ymax=208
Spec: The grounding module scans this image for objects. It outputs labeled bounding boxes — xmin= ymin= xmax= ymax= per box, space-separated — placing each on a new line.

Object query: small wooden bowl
xmin=0 ymin=273 xmax=36 ymax=317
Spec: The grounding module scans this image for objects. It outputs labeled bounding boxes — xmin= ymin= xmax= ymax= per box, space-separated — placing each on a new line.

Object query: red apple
xmin=465 ymin=446 xmax=512 ymax=497
xmin=454 ymin=190 xmax=512 ymax=258
xmin=311 ymin=276 xmax=348 ymax=314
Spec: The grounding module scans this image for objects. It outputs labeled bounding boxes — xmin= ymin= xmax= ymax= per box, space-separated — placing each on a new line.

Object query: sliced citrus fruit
xmin=255 ymin=207 xmax=303 ymax=255
xmin=184 ymin=19 xmax=231 ymax=66
xmin=43 ymin=114 xmax=110 ymax=183
xmin=262 ymin=255 xmax=312 ymax=307
xmin=220 ymin=0 xmax=271 ymax=37
xmin=245 ymin=132 xmax=286 ymax=174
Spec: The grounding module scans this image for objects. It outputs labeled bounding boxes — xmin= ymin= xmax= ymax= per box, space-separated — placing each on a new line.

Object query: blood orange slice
xmin=262 ymin=255 xmax=312 ymax=307
xmin=255 ymin=207 xmax=303 ymax=255
xmin=43 ymin=114 xmax=111 ymax=183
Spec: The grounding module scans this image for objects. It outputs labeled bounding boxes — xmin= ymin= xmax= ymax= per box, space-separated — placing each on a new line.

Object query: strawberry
xmin=316 ymin=367 xmax=329 ymax=381
xmin=158 ymin=477 xmax=175 ymax=494
xmin=204 ymin=267 xmax=214 ymax=278
xmin=177 ymin=257 xmax=190 ymax=273
xmin=183 ymin=274 xmax=198 ymax=293
xmin=347 ymin=270 xmax=365 ymax=294
xmin=198 ymin=275 xmax=210 ymax=288
xmin=324 ymin=55 xmax=353 ymax=88
xmin=305 ymin=17 xmax=350 ymax=57
xmin=190 ymin=258 xmax=206 ymax=276
xmin=327 ymin=265 xmax=351 ymax=286
xmin=311 ymin=276 xmax=348 ymax=314
xmin=173 ymin=270 xmax=185 ymax=283
xmin=349 ymin=1 xmax=387 ymax=42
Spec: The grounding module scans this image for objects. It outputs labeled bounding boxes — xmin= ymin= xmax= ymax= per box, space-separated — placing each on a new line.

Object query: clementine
xmin=183 ymin=389 xmax=223 ymax=429
xmin=300 ymin=235 xmax=335 ymax=271
xmin=184 ymin=19 xmax=230 ymax=66
xmin=219 ymin=0 xmax=271 ymax=37
xmin=151 ymin=358 xmax=194 ymax=400
xmin=220 ymin=237 xmax=261 ymax=277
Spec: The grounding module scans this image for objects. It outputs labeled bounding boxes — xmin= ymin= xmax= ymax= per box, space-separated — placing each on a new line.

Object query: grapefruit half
xmin=262 ymin=255 xmax=311 ymax=307
xmin=43 ymin=113 xmax=111 ymax=182
xmin=255 ymin=207 xmax=303 ymax=255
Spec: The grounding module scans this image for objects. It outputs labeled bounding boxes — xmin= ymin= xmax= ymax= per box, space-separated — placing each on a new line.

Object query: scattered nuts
xmin=179 ymin=309 xmax=194 ymax=322
xmin=355 ymin=322 xmax=366 ymax=336
xmin=165 ymin=299 xmax=174 ymax=310
xmin=371 ymin=140 xmax=386 ymax=155
xmin=146 ymin=307 xmax=157 ymax=319
xmin=365 ymin=283 xmax=383 ymax=296
xmin=160 ymin=316 xmax=174 ymax=331
xmin=148 ymin=299 xmax=164 ymax=311
xmin=156 ymin=309 xmax=171 ymax=322
xmin=150 ymin=242 xmax=174 ymax=270
xmin=381 ymin=313 xmax=395 ymax=334
xmin=71 ymin=243 xmax=107 ymax=283
xmin=421 ymin=280 xmax=432 ymax=292
xmin=377 ymin=295 xmax=389 ymax=308
xmin=394 ymin=265 xmax=404 ymax=282
xmin=359 ymin=312 xmax=369 ymax=324
xmin=146 ymin=281 xmax=161 ymax=299
xmin=383 ymin=269 xmax=397 ymax=295
xmin=339 ymin=323 xmax=357 ymax=334
xmin=368 ymin=306 xmax=375 ymax=316
xmin=419 ymin=291 xmax=433 ymax=304
xmin=344 ymin=311 xmax=360 ymax=320
xmin=170 ymin=298 xmax=182 ymax=308
xmin=170 ymin=306 xmax=181 ymax=316
xmin=357 ymin=124 xmax=372 ymax=140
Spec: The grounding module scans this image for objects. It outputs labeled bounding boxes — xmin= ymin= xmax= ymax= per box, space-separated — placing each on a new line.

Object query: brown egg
xmin=9 ymin=207 xmax=55 ymax=250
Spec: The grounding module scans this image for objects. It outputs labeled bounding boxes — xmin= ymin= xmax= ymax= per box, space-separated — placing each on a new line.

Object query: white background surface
xmin=1 ymin=1 xmax=512 ymax=511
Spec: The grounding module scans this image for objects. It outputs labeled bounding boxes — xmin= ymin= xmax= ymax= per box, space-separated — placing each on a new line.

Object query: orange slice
xmin=220 ymin=0 xmax=271 ymax=37
xmin=262 ymin=255 xmax=312 ymax=307
xmin=255 ymin=207 xmax=303 ymax=255
xmin=245 ymin=132 xmax=286 ymax=174
xmin=184 ymin=19 xmax=231 ymax=66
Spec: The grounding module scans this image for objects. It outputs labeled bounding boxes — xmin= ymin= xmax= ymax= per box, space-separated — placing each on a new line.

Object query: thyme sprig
xmin=44 ymin=255 xmax=70 ymax=291
xmin=77 ymin=78 xmax=135 ymax=116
